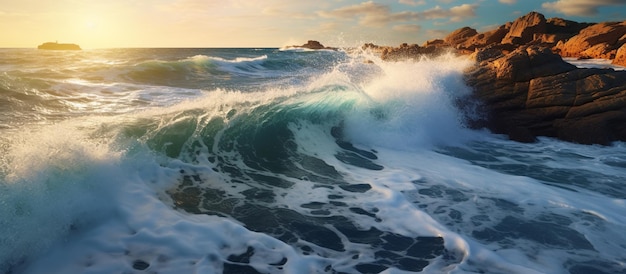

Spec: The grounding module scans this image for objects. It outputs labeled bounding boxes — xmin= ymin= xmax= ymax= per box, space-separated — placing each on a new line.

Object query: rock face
xmin=614 ymin=44 xmax=626 ymax=66
xmin=446 ymin=12 xmax=592 ymax=53
xmin=465 ymin=46 xmax=626 ymax=144
xmin=361 ymin=11 xmax=626 ymax=144
xmin=445 ymin=27 xmax=478 ymax=48
xmin=459 ymin=26 xmax=509 ymax=51
xmin=554 ymin=21 xmax=626 ymax=59
xmin=362 ymin=43 xmax=448 ymax=61
xmin=501 ymin=11 xmax=547 ymax=45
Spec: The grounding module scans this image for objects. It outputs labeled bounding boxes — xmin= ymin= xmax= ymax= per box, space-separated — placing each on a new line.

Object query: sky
xmin=1 ymin=0 xmax=625 ymax=48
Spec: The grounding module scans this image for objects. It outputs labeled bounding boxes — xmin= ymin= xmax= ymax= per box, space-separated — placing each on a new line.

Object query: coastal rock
xmin=288 ymin=40 xmax=337 ymax=50
xmin=546 ymin=17 xmax=592 ymax=36
xmin=555 ymin=21 xmax=626 ymax=59
xmin=489 ymin=46 xmax=576 ymax=82
xmin=465 ymin=46 xmax=626 ymax=144
xmin=613 ymin=43 xmax=626 ymax=66
xmin=458 ymin=26 xmax=509 ymax=51
xmin=360 ymin=11 xmax=626 ymax=144
xmin=423 ymin=39 xmax=445 ymax=47
xmin=444 ymin=27 xmax=478 ymax=48
xmin=502 ymin=12 xmax=547 ymax=45
xmin=367 ymin=43 xmax=448 ymax=61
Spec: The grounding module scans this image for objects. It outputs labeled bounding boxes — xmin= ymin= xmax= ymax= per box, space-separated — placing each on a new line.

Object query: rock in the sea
xmin=360 ymin=11 xmax=626 ymax=144
xmin=501 ymin=11 xmax=548 ymax=45
xmin=459 ymin=26 xmax=509 ymax=51
xmin=555 ymin=21 xmax=626 ymax=59
xmin=289 ymin=40 xmax=337 ymax=50
xmin=465 ymin=46 xmax=626 ymax=144
xmin=489 ymin=46 xmax=576 ymax=82
xmin=444 ymin=27 xmax=478 ymax=48
xmin=37 ymin=42 xmax=81 ymax=50
xmin=362 ymin=42 xmax=449 ymax=61
xmin=613 ymin=43 xmax=626 ymax=67
xmin=546 ymin=17 xmax=592 ymax=36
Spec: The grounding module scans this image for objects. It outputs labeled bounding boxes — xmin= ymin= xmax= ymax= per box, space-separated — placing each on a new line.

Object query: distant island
xmin=285 ymin=40 xmax=338 ymax=51
xmin=37 ymin=42 xmax=81 ymax=50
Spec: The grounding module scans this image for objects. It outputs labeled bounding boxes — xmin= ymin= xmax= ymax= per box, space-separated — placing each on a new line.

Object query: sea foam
xmin=1 ymin=48 xmax=625 ymax=274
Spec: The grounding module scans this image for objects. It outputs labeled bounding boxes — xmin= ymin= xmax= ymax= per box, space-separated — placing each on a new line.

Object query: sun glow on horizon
xmin=1 ymin=0 xmax=625 ymax=48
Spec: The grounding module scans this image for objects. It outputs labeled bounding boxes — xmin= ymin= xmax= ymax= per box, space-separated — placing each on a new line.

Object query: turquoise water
xmin=1 ymin=48 xmax=625 ymax=273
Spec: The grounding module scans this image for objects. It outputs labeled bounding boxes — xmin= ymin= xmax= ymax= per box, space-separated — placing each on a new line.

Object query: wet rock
xmin=465 ymin=46 xmax=626 ymax=145
xmin=132 ymin=260 xmax=150 ymax=270
xmin=361 ymin=12 xmax=626 ymax=145
xmin=613 ymin=43 xmax=626 ymax=66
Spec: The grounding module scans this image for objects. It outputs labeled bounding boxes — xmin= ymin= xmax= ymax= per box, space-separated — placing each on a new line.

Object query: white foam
xmin=188 ymin=54 xmax=269 ymax=64
xmin=563 ymin=57 xmax=626 ymax=71
xmin=0 ymin=117 xmax=329 ymax=274
xmin=339 ymin=53 xmax=478 ymax=149
xmin=3 ymin=48 xmax=626 ymax=274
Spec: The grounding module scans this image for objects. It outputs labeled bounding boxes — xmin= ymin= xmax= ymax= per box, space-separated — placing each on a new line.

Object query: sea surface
xmin=1 ymin=48 xmax=625 ymax=274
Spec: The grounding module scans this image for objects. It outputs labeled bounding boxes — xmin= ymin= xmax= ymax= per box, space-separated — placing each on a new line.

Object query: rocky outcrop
xmin=459 ymin=26 xmax=510 ymax=51
xmin=501 ymin=12 xmax=548 ymax=45
xmin=465 ymin=46 xmax=626 ymax=144
xmin=445 ymin=27 xmax=478 ymax=48
xmin=361 ymin=11 xmax=626 ymax=144
xmin=362 ymin=43 xmax=448 ymax=61
xmin=288 ymin=40 xmax=337 ymax=50
xmin=614 ymin=44 xmax=626 ymax=66
xmin=446 ymin=12 xmax=591 ymax=53
xmin=554 ymin=21 xmax=626 ymax=59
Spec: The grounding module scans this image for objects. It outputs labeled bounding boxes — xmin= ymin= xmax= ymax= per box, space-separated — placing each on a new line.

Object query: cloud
xmin=318 ymin=1 xmax=477 ymax=27
xmin=499 ymin=0 xmax=517 ymax=4
xmin=399 ymin=0 xmax=425 ymax=6
xmin=542 ymin=0 xmax=626 ymax=16
xmin=158 ymin=0 xmax=218 ymax=13
xmin=448 ymin=4 xmax=478 ymax=22
xmin=393 ymin=24 xmax=422 ymax=32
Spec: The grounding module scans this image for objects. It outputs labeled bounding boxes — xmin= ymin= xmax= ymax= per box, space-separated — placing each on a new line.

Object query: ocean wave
xmin=3 ymin=48 xmax=626 ymax=273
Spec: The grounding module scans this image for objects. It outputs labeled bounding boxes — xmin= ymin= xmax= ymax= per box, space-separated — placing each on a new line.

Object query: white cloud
xmin=393 ymin=24 xmax=422 ymax=32
xmin=399 ymin=0 xmax=426 ymax=6
xmin=499 ymin=0 xmax=517 ymax=4
xmin=318 ymin=1 xmax=477 ymax=27
xmin=542 ymin=0 xmax=626 ymax=16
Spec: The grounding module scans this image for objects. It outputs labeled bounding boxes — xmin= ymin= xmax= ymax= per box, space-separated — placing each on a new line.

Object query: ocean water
xmin=1 ymin=47 xmax=625 ymax=274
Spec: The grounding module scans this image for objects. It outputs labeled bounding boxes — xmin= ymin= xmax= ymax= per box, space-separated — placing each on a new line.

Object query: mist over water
xmin=1 ymin=48 xmax=625 ymax=274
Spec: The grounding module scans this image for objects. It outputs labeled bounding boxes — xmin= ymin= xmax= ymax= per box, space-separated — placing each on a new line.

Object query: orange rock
xmin=556 ymin=21 xmax=626 ymax=58
xmin=613 ymin=43 xmax=626 ymax=67
xmin=459 ymin=25 xmax=509 ymax=51
xmin=502 ymin=12 xmax=547 ymax=45
xmin=444 ymin=27 xmax=478 ymax=48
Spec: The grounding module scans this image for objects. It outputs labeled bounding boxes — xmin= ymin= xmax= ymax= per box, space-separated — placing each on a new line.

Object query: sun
xmin=86 ymin=21 xmax=97 ymax=30
xmin=84 ymin=18 xmax=100 ymax=31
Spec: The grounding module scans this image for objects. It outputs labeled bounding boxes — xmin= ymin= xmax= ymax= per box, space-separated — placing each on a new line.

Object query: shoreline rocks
xmin=360 ymin=11 xmax=626 ymax=145
xmin=465 ymin=46 xmax=626 ymax=144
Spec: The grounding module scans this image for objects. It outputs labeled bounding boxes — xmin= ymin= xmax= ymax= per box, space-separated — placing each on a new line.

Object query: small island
xmin=37 ymin=41 xmax=81 ymax=50
xmin=285 ymin=40 xmax=338 ymax=51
